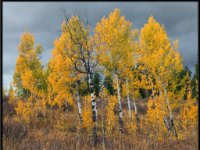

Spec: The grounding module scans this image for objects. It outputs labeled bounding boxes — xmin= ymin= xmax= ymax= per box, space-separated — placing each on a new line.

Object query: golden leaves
xmin=94 ymin=8 xmax=134 ymax=73
xmin=21 ymin=70 xmax=34 ymax=89
xmin=13 ymin=31 xmax=46 ymax=100
xmin=139 ymin=15 xmax=183 ymax=95
xmin=106 ymin=96 xmax=118 ymax=134
xmin=18 ymin=32 xmax=35 ymax=53
xmin=48 ymin=27 xmax=76 ymax=108
xmin=12 ymin=9 xmax=195 ymax=140
xmin=180 ymin=99 xmax=198 ymax=130
xmin=15 ymin=100 xmax=32 ymax=124
xmin=82 ymin=96 xmax=93 ymax=130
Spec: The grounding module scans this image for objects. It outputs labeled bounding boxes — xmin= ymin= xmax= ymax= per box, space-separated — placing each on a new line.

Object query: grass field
xmin=3 ymin=96 xmax=198 ymax=150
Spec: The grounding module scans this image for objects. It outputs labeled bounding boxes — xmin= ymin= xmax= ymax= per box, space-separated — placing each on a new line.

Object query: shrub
xmin=3 ymin=117 xmax=27 ymax=142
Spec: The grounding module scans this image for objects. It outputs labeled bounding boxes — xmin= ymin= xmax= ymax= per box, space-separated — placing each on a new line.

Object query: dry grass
xmin=3 ymin=97 xmax=198 ymax=150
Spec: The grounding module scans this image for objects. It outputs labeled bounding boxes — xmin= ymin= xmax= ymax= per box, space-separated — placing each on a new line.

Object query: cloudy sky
xmin=3 ymin=2 xmax=198 ymax=88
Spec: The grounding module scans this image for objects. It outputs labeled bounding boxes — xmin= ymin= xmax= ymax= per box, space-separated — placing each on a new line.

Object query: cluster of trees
xmin=5 ymin=8 xmax=198 ymax=146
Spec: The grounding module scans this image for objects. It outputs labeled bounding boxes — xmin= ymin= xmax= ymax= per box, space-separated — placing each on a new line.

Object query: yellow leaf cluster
xmin=8 ymin=85 xmax=15 ymax=103
xmin=139 ymin=16 xmax=183 ymax=86
xmin=180 ymin=98 xmax=198 ymax=130
xmin=82 ymin=96 xmax=93 ymax=130
xmin=14 ymin=32 xmax=45 ymax=99
xmin=145 ymin=97 xmax=168 ymax=139
xmin=48 ymin=32 xmax=76 ymax=107
xmin=94 ymin=8 xmax=134 ymax=73
xmin=106 ymin=96 xmax=117 ymax=134
xmin=15 ymin=100 xmax=32 ymax=124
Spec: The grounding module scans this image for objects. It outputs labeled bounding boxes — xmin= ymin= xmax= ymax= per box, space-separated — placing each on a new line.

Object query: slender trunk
xmin=64 ymin=101 xmax=69 ymax=112
xmin=88 ymin=72 xmax=98 ymax=146
xmin=132 ymin=101 xmax=137 ymax=114
xmin=126 ymin=77 xmax=140 ymax=126
xmin=164 ymin=86 xmax=178 ymax=138
xmin=160 ymin=90 xmax=170 ymax=129
xmin=101 ymin=98 xmax=105 ymax=150
xmin=75 ymin=82 xmax=82 ymax=150
xmin=99 ymin=83 xmax=105 ymax=149
xmin=126 ymin=78 xmax=132 ymax=120
xmin=158 ymin=78 xmax=178 ymax=137
xmin=163 ymin=116 xmax=170 ymax=130
xmin=132 ymin=97 xmax=140 ymax=126
xmin=115 ymin=73 xmax=123 ymax=132
xmin=150 ymin=79 xmax=155 ymax=100
xmin=76 ymin=81 xmax=82 ymax=125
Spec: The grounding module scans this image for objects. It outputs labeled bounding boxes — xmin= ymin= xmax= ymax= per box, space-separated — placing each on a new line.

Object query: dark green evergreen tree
xmin=93 ymin=72 xmax=101 ymax=97
xmin=104 ymin=75 xmax=115 ymax=95
xmin=191 ymin=62 xmax=199 ymax=99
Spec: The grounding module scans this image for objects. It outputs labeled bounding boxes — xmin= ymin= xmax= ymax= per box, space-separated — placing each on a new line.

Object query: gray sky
xmin=3 ymin=2 xmax=198 ymax=88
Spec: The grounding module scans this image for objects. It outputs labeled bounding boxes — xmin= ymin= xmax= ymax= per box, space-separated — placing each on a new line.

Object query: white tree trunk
xmin=101 ymin=99 xmax=105 ymax=150
xmin=76 ymin=81 xmax=82 ymax=124
xmin=115 ymin=73 xmax=123 ymax=132
xmin=132 ymin=97 xmax=140 ymax=126
xmin=163 ymin=116 xmax=170 ymax=130
xmin=132 ymin=100 xmax=137 ymax=114
xmin=88 ymin=72 xmax=98 ymax=145
xmin=158 ymin=78 xmax=176 ymax=135
xmin=164 ymin=86 xmax=178 ymax=138
xmin=126 ymin=76 xmax=140 ymax=126
xmin=126 ymin=78 xmax=132 ymax=120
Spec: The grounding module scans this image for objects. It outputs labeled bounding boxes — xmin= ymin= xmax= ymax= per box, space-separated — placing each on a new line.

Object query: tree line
xmin=4 ymin=8 xmax=198 ymax=147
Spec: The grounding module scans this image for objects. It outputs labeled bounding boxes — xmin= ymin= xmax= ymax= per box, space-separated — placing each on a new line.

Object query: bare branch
xmin=74 ymin=61 xmax=87 ymax=74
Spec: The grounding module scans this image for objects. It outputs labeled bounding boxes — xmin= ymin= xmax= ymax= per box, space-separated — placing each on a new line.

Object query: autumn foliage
xmin=3 ymin=8 xmax=198 ymax=150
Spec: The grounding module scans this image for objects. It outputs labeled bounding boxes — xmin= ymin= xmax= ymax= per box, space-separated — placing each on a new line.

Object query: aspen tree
xmin=139 ymin=16 xmax=183 ymax=138
xmin=120 ymin=29 xmax=140 ymax=125
xmin=60 ymin=14 xmax=98 ymax=145
xmin=94 ymin=8 xmax=133 ymax=132
xmin=48 ymin=28 xmax=84 ymax=127
xmin=48 ymin=35 xmax=75 ymax=108
xmin=13 ymin=32 xmax=46 ymax=100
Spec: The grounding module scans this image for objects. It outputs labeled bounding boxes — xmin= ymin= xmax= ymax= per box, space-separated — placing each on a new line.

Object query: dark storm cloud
xmin=3 ymin=2 xmax=198 ymax=88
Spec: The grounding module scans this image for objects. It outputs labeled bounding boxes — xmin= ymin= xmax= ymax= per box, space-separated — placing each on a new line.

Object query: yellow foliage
xmin=180 ymin=97 xmax=198 ymax=130
xmin=126 ymin=112 xmax=137 ymax=133
xmin=48 ymin=31 xmax=76 ymax=107
xmin=94 ymin=8 xmax=135 ymax=74
xmin=82 ymin=96 xmax=93 ymax=130
xmin=139 ymin=15 xmax=183 ymax=89
xmin=15 ymin=100 xmax=33 ymax=124
xmin=144 ymin=97 xmax=168 ymax=139
xmin=15 ymin=99 xmax=46 ymax=125
xmin=14 ymin=32 xmax=46 ymax=100
xmin=9 ymin=9 xmax=197 ymax=144
xmin=8 ymin=85 xmax=15 ymax=103
xmin=106 ymin=96 xmax=117 ymax=134
xmin=21 ymin=70 xmax=35 ymax=91
xmin=17 ymin=32 xmax=35 ymax=53
xmin=133 ymin=89 xmax=141 ymax=99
